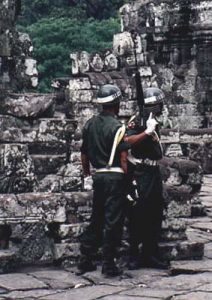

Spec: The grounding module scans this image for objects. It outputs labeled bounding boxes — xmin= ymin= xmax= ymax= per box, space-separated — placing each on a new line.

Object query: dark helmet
xmin=143 ymin=87 xmax=165 ymax=116
xmin=94 ymin=84 xmax=122 ymax=106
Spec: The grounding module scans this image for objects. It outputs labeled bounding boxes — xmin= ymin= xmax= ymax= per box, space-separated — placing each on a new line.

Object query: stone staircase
xmin=0 ymin=158 xmax=207 ymax=272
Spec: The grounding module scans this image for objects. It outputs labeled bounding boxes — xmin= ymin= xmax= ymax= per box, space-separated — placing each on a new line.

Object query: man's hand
xmin=145 ymin=112 xmax=158 ymax=135
xmin=84 ymin=176 xmax=93 ymax=191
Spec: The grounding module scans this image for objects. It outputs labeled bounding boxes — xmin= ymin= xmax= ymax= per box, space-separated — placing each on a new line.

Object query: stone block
xmin=0 ymin=249 xmax=18 ymax=273
xmin=139 ymin=66 xmax=152 ymax=77
xmin=119 ymin=100 xmax=136 ymax=117
xmin=68 ymin=90 xmax=94 ymax=103
xmin=0 ymin=33 xmax=11 ymax=56
xmin=163 ymin=184 xmax=193 ymax=204
xmin=164 ymin=144 xmax=183 ymax=158
xmin=161 ymin=230 xmax=187 ymax=242
xmin=171 ymin=116 xmax=203 ymax=130
xmin=28 ymin=141 xmax=68 ymax=155
xmin=58 ymin=224 xmax=84 ymax=239
xmin=165 ymin=201 xmax=191 ymax=219
xmin=161 ymin=130 xmax=180 ymax=144
xmin=159 ymin=241 xmax=204 ymax=261
xmin=0 ymin=93 xmax=54 ymax=118
xmin=0 ymin=143 xmax=34 ymax=177
xmin=113 ymin=32 xmax=134 ymax=56
xmin=162 ymin=218 xmax=187 ymax=233
xmin=68 ymin=78 xmax=91 ymax=90
xmin=53 ymin=243 xmax=80 ymax=260
xmin=31 ymin=155 xmax=66 ymax=175
xmin=35 ymin=119 xmax=77 ymax=143
xmin=0 ymin=176 xmax=35 ymax=194
xmin=15 ymin=193 xmax=66 ymax=223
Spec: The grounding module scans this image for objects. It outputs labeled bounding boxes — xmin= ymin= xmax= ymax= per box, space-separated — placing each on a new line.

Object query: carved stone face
xmin=91 ymin=53 xmax=103 ymax=72
xmin=79 ymin=51 xmax=90 ymax=73
xmin=24 ymin=58 xmax=38 ymax=87
xmin=104 ymin=53 xmax=118 ymax=70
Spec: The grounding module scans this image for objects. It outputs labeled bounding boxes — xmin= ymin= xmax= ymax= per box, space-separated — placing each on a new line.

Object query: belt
xmin=128 ymin=153 xmax=158 ymax=166
xmin=95 ymin=167 xmax=124 ymax=174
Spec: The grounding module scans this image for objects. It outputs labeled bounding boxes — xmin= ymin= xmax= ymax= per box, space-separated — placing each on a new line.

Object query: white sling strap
xmin=107 ymin=124 xmax=126 ymax=168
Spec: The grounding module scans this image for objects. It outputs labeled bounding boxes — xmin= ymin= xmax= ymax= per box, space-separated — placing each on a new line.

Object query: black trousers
xmin=127 ymin=164 xmax=164 ymax=257
xmin=80 ymin=172 xmax=126 ymax=262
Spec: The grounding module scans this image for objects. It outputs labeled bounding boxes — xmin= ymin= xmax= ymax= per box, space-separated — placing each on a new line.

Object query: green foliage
xmin=20 ymin=0 xmax=127 ymax=24
xmin=17 ymin=0 xmax=126 ymax=92
xmin=19 ymin=0 xmax=85 ymax=26
xmin=18 ymin=17 xmax=120 ymax=92
xmin=70 ymin=0 xmax=128 ymax=20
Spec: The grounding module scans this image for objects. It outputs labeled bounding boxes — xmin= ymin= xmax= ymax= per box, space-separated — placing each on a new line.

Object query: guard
xmin=126 ymin=87 xmax=169 ymax=270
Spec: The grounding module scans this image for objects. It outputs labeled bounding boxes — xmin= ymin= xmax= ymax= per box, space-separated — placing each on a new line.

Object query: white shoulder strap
xmin=107 ymin=124 xmax=126 ymax=168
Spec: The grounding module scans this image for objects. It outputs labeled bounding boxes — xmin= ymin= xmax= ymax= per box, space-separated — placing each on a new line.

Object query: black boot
xmin=140 ymin=255 xmax=169 ymax=269
xmin=127 ymin=246 xmax=141 ymax=270
xmin=102 ymin=259 xmax=122 ymax=277
xmin=127 ymin=255 xmax=141 ymax=270
xmin=76 ymin=255 xmax=97 ymax=275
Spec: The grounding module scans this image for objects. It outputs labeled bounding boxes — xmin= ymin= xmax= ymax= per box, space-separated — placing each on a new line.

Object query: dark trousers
xmin=80 ymin=172 xmax=126 ymax=262
xmin=127 ymin=165 xmax=164 ymax=257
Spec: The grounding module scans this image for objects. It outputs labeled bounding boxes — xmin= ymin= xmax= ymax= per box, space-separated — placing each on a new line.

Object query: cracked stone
xmin=0 ymin=273 xmax=47 ymax=291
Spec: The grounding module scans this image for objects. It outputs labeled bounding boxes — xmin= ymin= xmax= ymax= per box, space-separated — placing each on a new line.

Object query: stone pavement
xmin=0 ymin=175 xmax=212 ymax=300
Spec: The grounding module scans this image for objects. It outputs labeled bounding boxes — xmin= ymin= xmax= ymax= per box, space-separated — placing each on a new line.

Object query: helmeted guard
xmin=126 ymin=87 xmax=169 ymax=270
xmin=78 ymin=84 xmax=129 ymax=277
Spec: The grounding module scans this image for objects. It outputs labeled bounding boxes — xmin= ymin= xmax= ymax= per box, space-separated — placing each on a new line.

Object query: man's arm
xmin=81 ymin=153 xmax=90 ymax=177
xmin=124 ymin=112 xmax=158 ymax=146
xmin=120 ymin=150 xmax=128 ymax=174
xmin=124 ymin=131 xmax=148 ymax=146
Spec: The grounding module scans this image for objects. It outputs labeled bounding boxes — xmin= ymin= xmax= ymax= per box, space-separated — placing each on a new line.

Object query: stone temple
xmin=0 ymin=0 xmax=211 ymax=271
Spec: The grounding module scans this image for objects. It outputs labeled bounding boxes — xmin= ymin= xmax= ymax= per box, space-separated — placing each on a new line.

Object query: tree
xmin=17 ymin=0 xmax=125 ymax=92
xmin=19 ymin=17 xmax=120 ymax=92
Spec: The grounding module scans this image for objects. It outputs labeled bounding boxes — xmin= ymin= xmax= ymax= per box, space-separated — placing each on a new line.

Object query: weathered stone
xmin=159 ymin=241 xmax=204 ymax=261
xmin=170 ymin=258 xmax=212 ymax=275
xmin=32 ymin=155 xmax=66 ymax=175
xmin=0 ymin=249 xmax=17 ymax=273
xmin=165 ymin=201 xmax=191 ymax=219
xmin=39 ymin=285 xmax=127 ymax=300
xmin=53 ymin=243 xmax=80 ymax=260
xmin=0 ymin=0 xmax=211 ymax=273
xmin=0 ymin=273 xmax=47 ymax=290
xmin=29 ymin=269 xmax=89 ymax=289
xmin=58 ymin=224 xmax=83 ymax=239
xmin=163 ymin=184 xmax=193 ymax=204
xmin=0 ymin=289 xmax=60 ymax=300
xmin=0 ymin=93 xmax=55 ymax=118
xmin=113 ymin=32 xmax=134 ymax=56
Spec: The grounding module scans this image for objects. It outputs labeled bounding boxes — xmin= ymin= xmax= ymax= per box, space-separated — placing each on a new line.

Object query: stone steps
xmin=0 ymin=249 xmax=17 ymax=273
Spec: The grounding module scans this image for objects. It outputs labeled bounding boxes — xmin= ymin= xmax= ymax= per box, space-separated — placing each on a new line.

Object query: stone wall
xmin=0 ymin=0 xmax=38 ymax=91
xmin=0 ymin=0 xmax=211 ymax=271
xmin=56 ymin=0 xmax=212 ymax=130
xmin=0 ymin=155 xmax=205 ymax=271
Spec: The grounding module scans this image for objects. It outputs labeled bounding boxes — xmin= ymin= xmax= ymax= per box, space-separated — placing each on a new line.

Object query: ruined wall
xmin=0 ymin=0 xmax=38 ymax=91
xmin=0 ymin=1 xmax=78 ymax=270
xmin=0 ymin=0 xmax=211 ymax=271
xmin=56 ymin=0 xmax=212 ymax=130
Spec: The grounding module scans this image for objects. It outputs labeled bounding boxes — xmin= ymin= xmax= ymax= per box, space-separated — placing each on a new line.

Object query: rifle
xmin=131 ymin=30 xmax=145 ymax=127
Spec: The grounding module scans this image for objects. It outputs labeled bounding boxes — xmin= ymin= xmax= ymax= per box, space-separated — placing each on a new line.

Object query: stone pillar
xmin=0 ymin=0 xmax=38 ymax=91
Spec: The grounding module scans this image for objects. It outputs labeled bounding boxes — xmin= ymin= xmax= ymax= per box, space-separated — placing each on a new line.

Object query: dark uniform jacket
xmin=81 ymin=111 xmax=129 ymax=169
xmin=127 ymin=126 xmax=163 ymax=160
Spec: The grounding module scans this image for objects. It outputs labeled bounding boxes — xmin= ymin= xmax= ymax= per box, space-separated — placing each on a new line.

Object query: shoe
xmin=76 ymin=258 xmax=97 ymax=275
xmin=102 ymin=261 xmax=122 ymax=277
xmin=140 ymin=256 xmax=169 ymax=269
xmin=127 ymin=256 xmax=141 ymax=270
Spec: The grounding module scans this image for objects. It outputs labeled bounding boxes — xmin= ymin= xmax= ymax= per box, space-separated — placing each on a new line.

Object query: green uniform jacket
xmin=81 ymin=111 xmax=129 ymax=168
